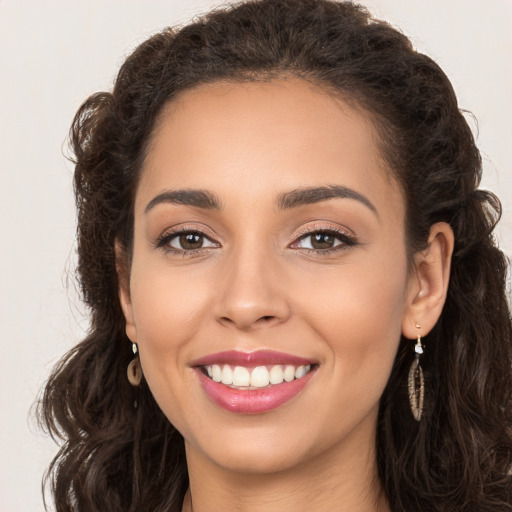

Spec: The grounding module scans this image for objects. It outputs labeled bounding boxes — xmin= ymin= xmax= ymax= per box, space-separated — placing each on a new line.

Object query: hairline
xmin=123 ymin=72 xmax=411 ymax=265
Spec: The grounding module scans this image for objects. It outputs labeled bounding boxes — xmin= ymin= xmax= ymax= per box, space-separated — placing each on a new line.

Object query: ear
xmin=115 ymin=240 xmax=137 ymax=343
xmin=402 ymin=222 xmax=454 ymax=339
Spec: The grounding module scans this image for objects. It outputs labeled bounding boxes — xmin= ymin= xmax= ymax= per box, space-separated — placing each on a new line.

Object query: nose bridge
xmin=214 ymin=232 xmax=290 ymax=330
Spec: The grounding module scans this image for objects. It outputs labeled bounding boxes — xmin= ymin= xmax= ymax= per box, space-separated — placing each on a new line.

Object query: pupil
xmin=312 ymin=233 xmax=334 ymax=249
xmin=180 ymin=233 xmax=202 ymax=249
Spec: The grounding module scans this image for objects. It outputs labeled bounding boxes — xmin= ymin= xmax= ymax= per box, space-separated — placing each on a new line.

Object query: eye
xmin=155 ymin=228 xmax=218 ymax=254
xmin=169 ymin=231 xmax=216 ymax=251
xmin=297 ymin=231 xmax=341 ymax=250
xmin=292 ymin=228 xmax=357 ymax=254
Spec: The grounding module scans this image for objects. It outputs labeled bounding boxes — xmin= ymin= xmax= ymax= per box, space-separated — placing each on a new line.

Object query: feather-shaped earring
xmin=408 ymin=325 xmax=424 ymax=421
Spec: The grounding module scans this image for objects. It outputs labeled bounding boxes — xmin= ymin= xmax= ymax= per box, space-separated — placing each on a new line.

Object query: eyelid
xmin=292 ymin=222 xmax=354 ymax=239
xmin=291 ymin=221 xmax=356 ymax=243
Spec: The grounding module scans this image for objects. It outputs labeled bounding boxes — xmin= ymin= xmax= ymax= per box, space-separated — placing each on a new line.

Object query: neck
xmin=182 ymin=420 xmax=389 ymax=512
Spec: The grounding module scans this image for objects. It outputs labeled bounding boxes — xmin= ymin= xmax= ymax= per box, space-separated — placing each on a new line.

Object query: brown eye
xmin=296 ymin=231 xmax=343 ymax=251
xmin=178 ymin=233 xmax=203 ymax=250
xmin=293 ymin=229 xmax=356 ymax=253
xmin=310 ymin=232 xmax=336 ymax=249
xmin=167 ymin=231 xmax=217 ymax=251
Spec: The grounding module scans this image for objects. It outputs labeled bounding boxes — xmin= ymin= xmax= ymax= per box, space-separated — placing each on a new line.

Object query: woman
xmin=39 ymin=0 xmax=512 ymax=510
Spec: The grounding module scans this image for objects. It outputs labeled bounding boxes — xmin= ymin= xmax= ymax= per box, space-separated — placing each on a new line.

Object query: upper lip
xmin=191 ymin=350 xmax=317 ymax=367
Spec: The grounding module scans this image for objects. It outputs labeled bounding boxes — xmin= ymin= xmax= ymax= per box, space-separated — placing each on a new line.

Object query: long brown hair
xmin=39 ymin=1 xmax=512 ymax=510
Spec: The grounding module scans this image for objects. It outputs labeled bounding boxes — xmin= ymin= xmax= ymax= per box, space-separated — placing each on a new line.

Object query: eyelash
xmin=154 ymin=225 xmax=358 ymax=257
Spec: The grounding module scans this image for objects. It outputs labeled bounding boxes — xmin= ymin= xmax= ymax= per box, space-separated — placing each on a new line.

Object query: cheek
xmin=127 ymin=261 xmax=213 ymax=415
xmin=297 ymin=252 xmax=408 ymax=401
xmin=300 ymin=246 xmax=407 ymax=331
xmin=130 ymin=256 xmax=212 ymax=344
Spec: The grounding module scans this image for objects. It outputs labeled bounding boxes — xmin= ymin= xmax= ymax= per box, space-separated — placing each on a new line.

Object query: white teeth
xmin=269 ymin=365 xmax=284 ymax=384
xmin=211 ymin=364 xmax=222 ymax=382
xmin=232 ymin=366 xmax=251 ymax=387
xmin=250 ymin=366 xmax=270 ymax=387
xmin=295 ymin=365 xmax=306 ymax=379
xmin=284 ymin=365 xmax=295 ymax=382
xmin=221 ymin=364 xmax=233 ymax=385
xmin=204 ymin=363 xmax=313 ymax=388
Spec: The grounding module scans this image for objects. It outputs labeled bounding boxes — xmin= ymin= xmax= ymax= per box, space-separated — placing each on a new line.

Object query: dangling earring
xmin=408 ymin=324 xmax=424 ymax=422
xmin=127 ymin=342 xmax=142 ymax=387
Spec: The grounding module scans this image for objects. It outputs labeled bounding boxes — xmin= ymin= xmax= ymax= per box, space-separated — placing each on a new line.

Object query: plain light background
xmin=1 ymin=1 xmax=511 ymax=510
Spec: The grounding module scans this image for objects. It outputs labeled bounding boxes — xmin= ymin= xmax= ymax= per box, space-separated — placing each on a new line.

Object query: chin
xmin=201 ymin=436 xmax=311 ymax=475
xmin=184 ymin=411 xmax=357 ymax=476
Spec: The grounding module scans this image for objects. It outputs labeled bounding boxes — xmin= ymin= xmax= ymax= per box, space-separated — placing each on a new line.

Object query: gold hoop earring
xmin=127 ymin=343 xmax=142 ymax=387
xmin=408 ymin=325 xmax=424 ymax=422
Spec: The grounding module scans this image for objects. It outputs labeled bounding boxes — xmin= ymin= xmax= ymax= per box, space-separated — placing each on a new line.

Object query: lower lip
xmin=195 ymin=367 xmax=316 ymax=414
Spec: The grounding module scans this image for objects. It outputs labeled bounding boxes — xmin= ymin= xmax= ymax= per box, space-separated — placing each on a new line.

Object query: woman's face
xmin=121 ymin=79 xmax=416 ymax=474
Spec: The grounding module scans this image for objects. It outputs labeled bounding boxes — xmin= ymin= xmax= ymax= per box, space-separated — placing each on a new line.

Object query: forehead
xmin=137 ymin=78 xmax=403 ymax=218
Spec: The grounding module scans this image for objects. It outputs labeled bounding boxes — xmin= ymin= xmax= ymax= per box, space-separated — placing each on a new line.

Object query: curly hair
xmin=39 ymin=1 xmax=512 ymax=510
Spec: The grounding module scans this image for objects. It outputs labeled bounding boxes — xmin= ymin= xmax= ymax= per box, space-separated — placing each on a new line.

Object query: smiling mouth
xmin=202 ymin=363 xmax=315 ymax=389
xmin=193 ymin=350 xmax=318 ymax=413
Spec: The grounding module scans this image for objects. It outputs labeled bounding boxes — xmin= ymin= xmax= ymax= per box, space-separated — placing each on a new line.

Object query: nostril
xmin=255 ymin=316 xmax=280 ymax=326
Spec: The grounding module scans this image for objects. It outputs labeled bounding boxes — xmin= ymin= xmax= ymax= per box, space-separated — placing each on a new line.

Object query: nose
xmin=213 ymin=245 xmax=291 ymax=332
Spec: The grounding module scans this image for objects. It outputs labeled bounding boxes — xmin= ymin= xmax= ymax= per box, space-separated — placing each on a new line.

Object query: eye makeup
xmin=153 ymin=222 xmax=358 ymax=258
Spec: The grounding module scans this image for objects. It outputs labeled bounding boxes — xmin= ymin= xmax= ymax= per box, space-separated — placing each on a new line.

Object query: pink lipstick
xmin=192 ymin=350 xmax=318 ymax=414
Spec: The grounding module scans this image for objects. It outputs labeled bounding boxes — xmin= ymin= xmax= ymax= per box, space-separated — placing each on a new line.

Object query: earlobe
xmin=115 ymin=240 xmax=137 ymax=342
xmin=402 ymin=222 xmax=454 ymax=339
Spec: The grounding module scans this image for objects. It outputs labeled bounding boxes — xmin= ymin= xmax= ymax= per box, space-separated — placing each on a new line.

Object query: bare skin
xmin=118 ymin=78 xmax=453 ymax=512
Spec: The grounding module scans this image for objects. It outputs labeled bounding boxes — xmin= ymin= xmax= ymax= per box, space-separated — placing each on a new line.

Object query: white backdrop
xmin=1 ymin=1 xmax=510 ymax=510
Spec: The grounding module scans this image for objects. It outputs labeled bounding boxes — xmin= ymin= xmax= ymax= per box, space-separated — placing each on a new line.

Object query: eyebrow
xmin=277 ymin=185 xmax=378 ymax=215
xmin=145 ymin=189 xmax=222 ymax=213
xmin=144 ymin=184 xmax=377 ymax=216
